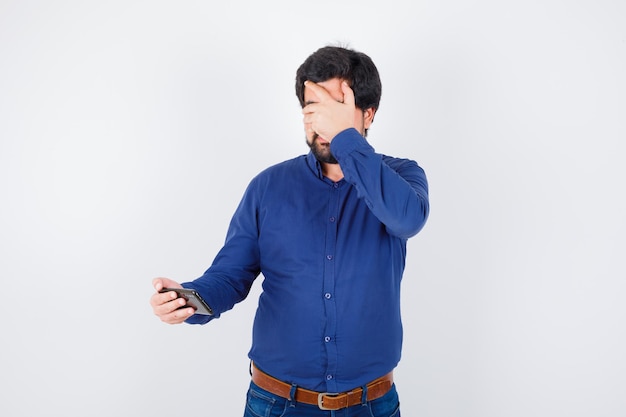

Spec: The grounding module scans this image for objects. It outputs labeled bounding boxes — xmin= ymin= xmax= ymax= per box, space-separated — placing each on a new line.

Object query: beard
xmin=306 ymin=133 xmax=338 ymax=164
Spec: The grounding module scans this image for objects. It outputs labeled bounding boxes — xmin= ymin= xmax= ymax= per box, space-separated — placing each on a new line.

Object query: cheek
xmin=353 ymin=114 xmax=365 ymax=132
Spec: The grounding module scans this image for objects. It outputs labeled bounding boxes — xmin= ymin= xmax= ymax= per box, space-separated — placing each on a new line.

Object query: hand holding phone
xmin=159 ymin=287 xmax=214 ymax=315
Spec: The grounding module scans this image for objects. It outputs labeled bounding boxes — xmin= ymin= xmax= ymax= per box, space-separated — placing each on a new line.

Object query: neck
xmin=322 ymin=162 xmax=344 ymax=182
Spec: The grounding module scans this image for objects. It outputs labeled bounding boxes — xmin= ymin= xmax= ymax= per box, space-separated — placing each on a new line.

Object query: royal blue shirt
xmin=183 ymin=128 xmax=429 ymax=392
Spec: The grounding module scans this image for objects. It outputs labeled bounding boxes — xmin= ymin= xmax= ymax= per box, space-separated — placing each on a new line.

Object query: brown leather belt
xmin=250 ymin=363 xmax=393 ymax=411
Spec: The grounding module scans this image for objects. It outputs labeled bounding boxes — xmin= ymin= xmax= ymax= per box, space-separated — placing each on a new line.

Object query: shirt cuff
xmin=181 ymin=282 xmax=215 ymax=324
xmin=330 ymin=128 xmax=375 ymax=160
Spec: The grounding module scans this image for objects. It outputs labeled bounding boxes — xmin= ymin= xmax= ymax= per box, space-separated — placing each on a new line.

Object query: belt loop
xmin=288 ymin=383 xmax=298 ymax=408
xmin=361 ymin=384 xmax=368 ymax=406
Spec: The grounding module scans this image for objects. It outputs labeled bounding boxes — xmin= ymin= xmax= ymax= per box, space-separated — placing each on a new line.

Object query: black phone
xmin=159 ymin=287 xmax=214 ymax=315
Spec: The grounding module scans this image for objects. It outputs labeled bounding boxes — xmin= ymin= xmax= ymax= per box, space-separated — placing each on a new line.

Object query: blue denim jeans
xmin=243 ymin=381 xmax=400 ymax=417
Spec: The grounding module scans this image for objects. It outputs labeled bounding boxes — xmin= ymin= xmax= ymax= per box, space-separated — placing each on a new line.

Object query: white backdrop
xmin=1 ymin=1 xmax=625 ymax=416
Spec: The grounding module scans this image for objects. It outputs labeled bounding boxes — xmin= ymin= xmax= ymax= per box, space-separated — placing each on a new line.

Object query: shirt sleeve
xmin=330 ymin=128 xmax=429 ymax=239
xmin=182 ymin=178 xmax=262 ymax=324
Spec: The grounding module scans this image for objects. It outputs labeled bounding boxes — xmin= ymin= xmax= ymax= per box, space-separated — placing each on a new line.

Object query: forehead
xmin=304 ymin=77 xmax=345 ymax=102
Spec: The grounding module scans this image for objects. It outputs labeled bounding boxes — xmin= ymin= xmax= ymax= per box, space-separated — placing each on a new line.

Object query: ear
xmin=363 ymin=107 xmax=376 ymax=129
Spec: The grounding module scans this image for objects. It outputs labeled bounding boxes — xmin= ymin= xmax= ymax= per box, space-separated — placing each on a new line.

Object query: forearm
xmin=331 ymin=128 xmax=429 ymax=238
xmin=182 ymin=264 xmax=259 ymax=324
xmin=182 ymin=181 xmax=262 ymax=324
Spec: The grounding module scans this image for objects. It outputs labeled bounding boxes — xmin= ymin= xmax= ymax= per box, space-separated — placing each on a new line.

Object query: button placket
xmin=321 ymin=180 xmax=341 ymax=392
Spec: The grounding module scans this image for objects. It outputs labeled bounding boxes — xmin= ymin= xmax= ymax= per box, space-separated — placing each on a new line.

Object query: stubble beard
xmin=307 ymin=133 xmax=338 ymax=164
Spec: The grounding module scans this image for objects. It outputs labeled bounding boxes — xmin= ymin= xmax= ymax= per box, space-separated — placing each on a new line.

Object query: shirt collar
xmin=306 ymin=151 xmax=325 ymax=180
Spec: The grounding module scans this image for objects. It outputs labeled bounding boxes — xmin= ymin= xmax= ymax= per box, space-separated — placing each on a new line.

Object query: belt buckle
xmin=317 ymin=392 xmax=339 ymax=410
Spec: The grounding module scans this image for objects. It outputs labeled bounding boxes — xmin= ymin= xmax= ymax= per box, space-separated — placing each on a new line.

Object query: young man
xmin=150 ymin=45 xmax=429 ymax=416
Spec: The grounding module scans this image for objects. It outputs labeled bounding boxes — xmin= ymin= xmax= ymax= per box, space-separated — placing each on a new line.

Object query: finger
xmin=302 ymin=100 xmax=320 ymax=114
xmin=153 ymin=295 xmax=194 ymax=319
xmin=152 ymin=277 xmax=164 ymax=291
xmin=304 ymin=80 xmax=332 ymax=102
xmin=153 ymin=277 xmax=183 ymax=292
xmin=302 ymin=111 xmax=316 ymax=123
xmin=161 ymin=306 xmax=195 ymax=324
xmin=341 ymin=81 xmax=355 ymax=107
xmin=149 ymin=288 xmax=177 ymax=309
xmin=301 ymin=105 xmax=311 ymax=115
xmin=302 ymin=111 xmax=319 ymax=129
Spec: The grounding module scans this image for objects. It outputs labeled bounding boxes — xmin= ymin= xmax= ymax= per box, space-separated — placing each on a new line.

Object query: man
xmin=150 ymin=45 xmax=429 ymax=416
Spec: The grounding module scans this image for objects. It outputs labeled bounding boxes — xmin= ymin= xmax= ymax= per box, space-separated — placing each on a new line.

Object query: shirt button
xmin=329 ymin=217 xmax=335 ymax=222
xmin=326 ymin=255 xmax=333 ymax=260
xmin=327 ymin=374 xmax=333 ymax=380
xmin=324 ymin=293 xmax=332 ymax=299
xmin=333 ymin=183 xmax=339 ymax=188
xmin=325 ymin=336 xmax=331 ymax=342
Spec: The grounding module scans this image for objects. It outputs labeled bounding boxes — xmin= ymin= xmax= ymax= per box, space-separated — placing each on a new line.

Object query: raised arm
xmin=331 ymin=129 xmax=429 ymax=239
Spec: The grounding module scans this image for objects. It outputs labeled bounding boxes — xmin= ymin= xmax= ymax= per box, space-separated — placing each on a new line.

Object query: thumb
xmin=341 ymin=81 xmax=355 ymax=107
xmin=152 ymin=277 xmax=165 ymax=291
xmin=152 ymin=277 xmax=181 ymax=292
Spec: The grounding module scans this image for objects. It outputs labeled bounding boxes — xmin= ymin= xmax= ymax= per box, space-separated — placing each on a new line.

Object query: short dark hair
xmin=295 ymin=46 xmax=382 ymax=112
